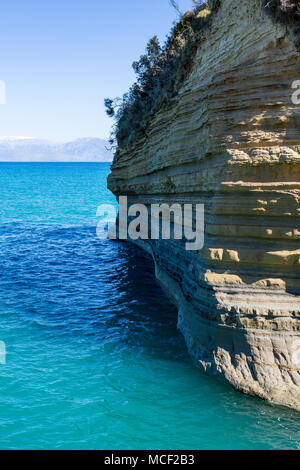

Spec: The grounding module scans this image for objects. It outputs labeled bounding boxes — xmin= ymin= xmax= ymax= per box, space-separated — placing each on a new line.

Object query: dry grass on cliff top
xmin=106 ymin=0 xmax=300 ymax=154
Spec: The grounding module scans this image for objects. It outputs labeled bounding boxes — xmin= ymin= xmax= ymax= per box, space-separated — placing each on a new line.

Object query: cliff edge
xmin=108 ymin=0 xmax=300 ymax=410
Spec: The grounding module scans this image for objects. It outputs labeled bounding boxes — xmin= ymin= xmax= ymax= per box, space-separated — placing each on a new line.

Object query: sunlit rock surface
xmin=108 ymin=0 xmax=300 ymax=410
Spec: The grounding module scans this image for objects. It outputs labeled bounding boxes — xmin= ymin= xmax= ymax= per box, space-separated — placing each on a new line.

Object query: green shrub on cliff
xmin=105 ymin=0 xmax=220 ymax=150
xmin=262 ymin=0 xmax=300 ymax=48
xmin=105 ymin=0 xmax=299 ymax=152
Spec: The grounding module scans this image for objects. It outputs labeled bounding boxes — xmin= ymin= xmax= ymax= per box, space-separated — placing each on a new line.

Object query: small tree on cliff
xmin=104 ymin=0 xmax=217 ymax=149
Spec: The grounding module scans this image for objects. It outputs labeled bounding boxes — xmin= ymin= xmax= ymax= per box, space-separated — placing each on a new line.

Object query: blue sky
xmin=0 ymin=0 xmax=194 ymax=141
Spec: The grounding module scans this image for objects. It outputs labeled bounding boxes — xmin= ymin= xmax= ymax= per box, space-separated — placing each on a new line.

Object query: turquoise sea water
xmin=0 ymin=162 xmax=299 ymax=450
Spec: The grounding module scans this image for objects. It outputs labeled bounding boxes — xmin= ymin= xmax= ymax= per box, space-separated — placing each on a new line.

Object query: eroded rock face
xmin=108 ymin=0 xmax=300 ymax=409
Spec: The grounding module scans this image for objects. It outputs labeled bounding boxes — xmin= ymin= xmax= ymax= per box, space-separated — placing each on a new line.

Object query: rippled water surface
xmin=0 ymin=163 xmax=299 ymax=450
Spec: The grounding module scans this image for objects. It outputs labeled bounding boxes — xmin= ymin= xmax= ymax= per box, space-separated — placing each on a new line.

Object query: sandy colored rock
xmin=108 ymin=0 xmax=300 ymax=410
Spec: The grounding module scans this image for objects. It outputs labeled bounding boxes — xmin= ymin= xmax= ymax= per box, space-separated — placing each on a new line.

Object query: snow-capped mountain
xmin=0 ymin=137 xmax=113 ymax=162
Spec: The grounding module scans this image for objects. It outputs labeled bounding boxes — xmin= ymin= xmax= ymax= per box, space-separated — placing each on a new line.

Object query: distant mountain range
xmin=0 ymin=137 xmax=113 ymax=162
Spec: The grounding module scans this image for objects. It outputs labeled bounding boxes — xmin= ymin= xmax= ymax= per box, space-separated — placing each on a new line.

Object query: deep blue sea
xmin=0 ymin=162 xmax=299 ymax=450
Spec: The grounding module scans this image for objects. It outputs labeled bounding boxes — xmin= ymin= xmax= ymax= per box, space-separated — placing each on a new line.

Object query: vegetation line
xmin=105 ymin=0 xmax=300 ymax=154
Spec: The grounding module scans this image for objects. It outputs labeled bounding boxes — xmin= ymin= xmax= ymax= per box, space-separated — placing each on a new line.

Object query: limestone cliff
xmin=108 ymin=0 xmax=300 ymax=410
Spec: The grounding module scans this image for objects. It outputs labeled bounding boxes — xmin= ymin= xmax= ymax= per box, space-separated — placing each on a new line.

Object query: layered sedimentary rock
xmin=108 ymin=0 xmax=300 ymax=409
